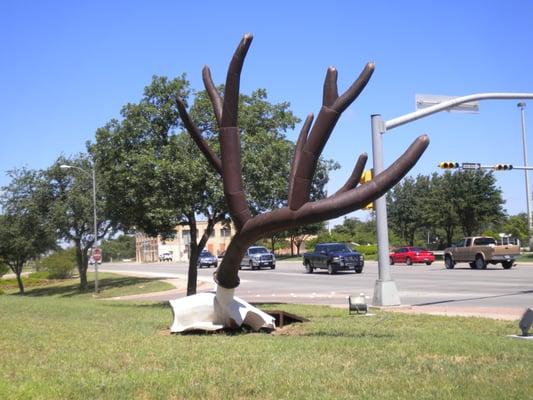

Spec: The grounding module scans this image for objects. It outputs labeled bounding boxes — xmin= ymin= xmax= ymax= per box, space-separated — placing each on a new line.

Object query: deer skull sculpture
xmin=170 ymin=34 xmax=429 ymax=333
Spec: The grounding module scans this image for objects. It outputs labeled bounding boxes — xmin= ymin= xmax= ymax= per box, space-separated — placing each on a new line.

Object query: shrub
xmin=37 ymin=249 xmax=76 ymax=279
xmin=0 ymin=262 xmax=9 ymax=278
xmin=354 ymin=245 xmax=377 ymax=256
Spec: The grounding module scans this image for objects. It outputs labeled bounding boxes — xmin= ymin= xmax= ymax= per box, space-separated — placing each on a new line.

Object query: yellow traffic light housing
xmin=438 ymin=161 xmax=459 ymax=169
xmin=359 ymin=169 xmax=373 ymax=184
xmin=493 ymin=164 xmax=513 ymax=170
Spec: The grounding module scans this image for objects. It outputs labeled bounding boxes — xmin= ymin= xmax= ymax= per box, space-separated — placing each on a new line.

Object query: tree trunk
xmin=75 ymin=241 xmax=89 ymax=290
xmin=15 ymin=269 xmax=24 ymax=294
xmin=290 ymin=236 xmax=295 ymax=256
xmin=187 ymin=246 xmax=199 ymax=296
xmin=296 ymin=241 xmax=302 ymax=256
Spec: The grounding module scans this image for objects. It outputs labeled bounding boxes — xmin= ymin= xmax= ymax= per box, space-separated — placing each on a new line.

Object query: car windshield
xmin=327 ymin=244 xmax=352 ymax=253
xmin=200 ymin=251 xmax=213 ymax=257
xmin=411 ymin=247 xmax=427 ymax=252
xmin=249 ymin=247 xmax=269 ymax=254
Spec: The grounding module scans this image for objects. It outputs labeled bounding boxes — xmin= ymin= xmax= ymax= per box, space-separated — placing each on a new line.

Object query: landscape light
xmin=518 ymin=307 xmax=533 ymax=336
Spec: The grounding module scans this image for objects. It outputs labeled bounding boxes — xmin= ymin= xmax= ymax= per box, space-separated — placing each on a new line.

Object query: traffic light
xmin=493 ymin=164 xmax=513 ymax=171
xmin=362 ymin=202 xmax=373 ymax=211
xmin=438 ymin=161 xmax=459 ymax=169
xmin=359 ymin=169 xmax=373 ymax=184
xmin=359 ymin=170 xmax=374 ymax=210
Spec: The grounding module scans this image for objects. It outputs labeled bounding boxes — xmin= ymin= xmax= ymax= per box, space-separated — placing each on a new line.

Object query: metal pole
xmin=518 ymin=102 xmax=533 ymax=247
xmin=92 ymin=167 xmax=99 ymax=294
xmin=371 ymin=114 xmax=400 ymax=306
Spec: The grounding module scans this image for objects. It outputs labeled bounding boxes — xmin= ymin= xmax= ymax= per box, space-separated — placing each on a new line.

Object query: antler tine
xmin=176 ymin=97 xmax=223 ymax=174
xmin=323 ymin=67 xmax=338 ymax=107
xmin=333 ymin=62 xmax=375 ymax=113
xmin=288 ymin=113 xmax=313 ymax=206
xmin=289 ymin=62 xmax=374 ymax=210
xmin=332 ymin=153 xmax=368 ymax=196
xmin=217 ymin=34 xmax=254 ymax=231
xmin=297 ymin=135 xmax=430 ymax=223
xmin=202 ymin=66 xmax=223 ymax=125
xmin=221 ymin=33 xmax=253 ymax=127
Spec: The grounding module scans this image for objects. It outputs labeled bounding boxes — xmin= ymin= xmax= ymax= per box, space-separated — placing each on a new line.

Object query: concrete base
xmin=372 ymin=280 xmax=401 ymax=306
xmin=169 ymin=286 xmax=276 ymax=333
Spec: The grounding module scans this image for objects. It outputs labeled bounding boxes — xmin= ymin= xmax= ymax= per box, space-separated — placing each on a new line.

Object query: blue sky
xmin=1 ymin=1 xmax=533 ymax=226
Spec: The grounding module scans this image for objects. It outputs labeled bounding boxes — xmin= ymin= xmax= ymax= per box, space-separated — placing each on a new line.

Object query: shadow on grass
xmin=16 ymin=276 xmax=163 ymax=298
xmin=103 ymin=301 xmax=171 ymax=309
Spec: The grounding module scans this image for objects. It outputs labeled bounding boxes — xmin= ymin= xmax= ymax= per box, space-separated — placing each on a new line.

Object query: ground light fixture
xmin=348 ymin=293 xmax=368 ymax=315
xmin=519 ymin=307 xmax=533 ymax=337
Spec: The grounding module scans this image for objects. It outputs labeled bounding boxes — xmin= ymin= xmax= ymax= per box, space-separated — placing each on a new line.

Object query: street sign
xmin=416 ymin=94 xmax=480 ymax=113
xmin=461 ymin=162 xmax=481 ymax=170
xmin=92 ymin=247 xmax=102 ymax=263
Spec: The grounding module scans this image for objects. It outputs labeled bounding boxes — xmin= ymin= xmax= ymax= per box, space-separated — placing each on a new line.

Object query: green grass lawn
xmin=0 ymin=289 xmax=531 ymax=399
xmin=0 ymin=272 xmax=174 ymax=298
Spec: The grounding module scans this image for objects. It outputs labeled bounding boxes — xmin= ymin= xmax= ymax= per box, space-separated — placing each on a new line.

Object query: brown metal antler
xmin=177 ymin=34 xmax=429 ymax=290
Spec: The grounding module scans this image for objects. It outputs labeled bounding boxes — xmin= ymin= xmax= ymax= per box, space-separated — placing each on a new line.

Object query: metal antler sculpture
xmin=169 ymin=34 xmax=429 ymax=332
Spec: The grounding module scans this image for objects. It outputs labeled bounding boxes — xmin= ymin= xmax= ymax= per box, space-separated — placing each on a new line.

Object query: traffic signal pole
xmin=371 ymin=92 xmax=533 ymax=307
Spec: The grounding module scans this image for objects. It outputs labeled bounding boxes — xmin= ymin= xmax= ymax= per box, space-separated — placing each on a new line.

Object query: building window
xmin=220 ymin=227 xmax=231 ymax=237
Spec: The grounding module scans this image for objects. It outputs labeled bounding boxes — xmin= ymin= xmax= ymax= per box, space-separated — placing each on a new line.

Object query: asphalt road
xmin=99 ymin=259 xmax=533 ymax=316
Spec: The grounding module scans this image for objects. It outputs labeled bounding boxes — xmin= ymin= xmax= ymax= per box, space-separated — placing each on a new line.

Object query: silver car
xmin=240 ymin=246 xmax=276 ymax=270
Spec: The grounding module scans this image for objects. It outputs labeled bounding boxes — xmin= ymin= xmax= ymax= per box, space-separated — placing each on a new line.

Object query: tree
xmin=448 ymin=170 xmax=505 ymax=237
xmin=387 ymin=175 xmax=430 ymax=245
xmin=332 ymin=216 xmax=378 ymax=245
xmin=501 ymin=213 xmax=528 ymax=245
xmin=44 ymin=154 xmax=113 ymax=290
xmin=0 ymin=169 xmax=57 ymax=293
xmin=100 ymin=235 xmax=136 ymax=262
xmin=91 ymin=75 xmax=318 ymax=295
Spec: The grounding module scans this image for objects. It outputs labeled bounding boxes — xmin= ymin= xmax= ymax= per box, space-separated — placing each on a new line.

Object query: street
xmin=99 ymin=259 xmax=533 ymax=317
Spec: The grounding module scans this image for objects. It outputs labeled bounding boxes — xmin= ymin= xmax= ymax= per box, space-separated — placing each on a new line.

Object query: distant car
xmin=159 ymin=252 xmax=173 ymax=262
xmin=197 ymin=250 xmax=218 ymax=268
xmin=240 ymin=246 xmax=276 ymax=270
xmin=389 ymin=246 xmax=435 ymax=266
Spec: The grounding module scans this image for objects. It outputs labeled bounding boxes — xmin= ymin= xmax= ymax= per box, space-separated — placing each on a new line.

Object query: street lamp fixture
xmin=59 ymin=164 xmax=99 ymax=294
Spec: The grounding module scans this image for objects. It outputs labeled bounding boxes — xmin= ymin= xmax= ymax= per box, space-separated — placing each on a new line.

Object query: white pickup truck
xmin=443 ymin=236 xmax=520 ymax=270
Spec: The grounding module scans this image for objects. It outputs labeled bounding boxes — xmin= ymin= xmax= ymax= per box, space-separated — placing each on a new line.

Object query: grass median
xmin=0 ymin=280 xmax=531 ymax=400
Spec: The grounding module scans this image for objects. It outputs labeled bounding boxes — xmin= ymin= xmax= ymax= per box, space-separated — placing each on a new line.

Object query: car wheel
xmin=250 ymin=261 xmax=256 ymax=270
xmin=327 ymin=263 xmax=335 ymax=275
xmin=305 ymin=262 xmax=313 ymax=274
xmin=355 ymin=267 xmax=363 ymax=274
xmin=270 ymin=265 xmax=275 ymax=269
xmin=425 ymin=262 xmax=432 ymax=266
xmin=389 ymin=257 xmax=394 ymax=265
xmin=502 ymin=260 xmax=513 ymax=269
xmin=406 ymin=257 xmax=412 ymax=266
xmin=469 ymin=262 xmax=476 ymax=269
xmin=444 ymin=255 xmax=455 ymax=269
xmin=474 ymin=255 xmax=486 ymax=270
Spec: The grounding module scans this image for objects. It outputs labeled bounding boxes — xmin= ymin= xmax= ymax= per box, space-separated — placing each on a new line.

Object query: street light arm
xmin=59 ymin=164 xmax=91 ymax=177
xmin=386 ymin=93 xmax=533 ymax=130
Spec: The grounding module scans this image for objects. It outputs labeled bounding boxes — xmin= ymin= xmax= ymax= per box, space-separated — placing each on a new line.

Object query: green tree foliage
xmin=92 ymin=76 xmax=338 ymax=295
xmin=0 ymin=169 xmax=57 ymax=293
xmin=100 ymin=235 xmax=136 ymax=262
xmin=387 ymin=175 xmax=431 ymax=246
xmin=450 ymin=170 xmax=505 ymax=236
xmin=0 ymin=262 xmax=8 ymax=278
xmin=332 ymin=216 xmax=379 ymax=245
xmin=387 ymin=170 xmax=505 ymax=247
xmin=37 ymin=248 xmax=76 ymax=279
xmin=501 ymin=213 xmax=528 ymax=245
xmin=44 ymin=154 xmax=113 ymax=290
